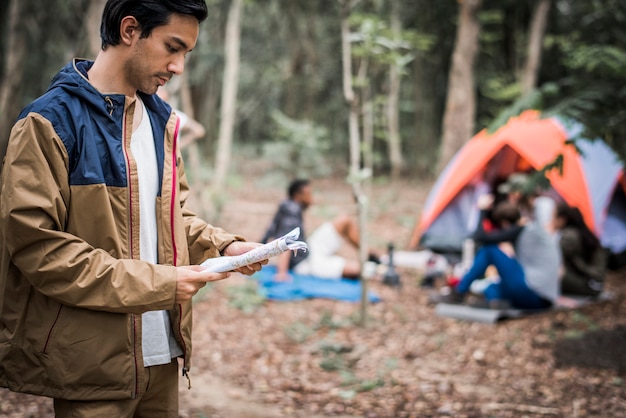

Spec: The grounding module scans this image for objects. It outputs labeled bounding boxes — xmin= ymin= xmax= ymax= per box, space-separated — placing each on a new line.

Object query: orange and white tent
xmin=417 ymin=110 xmax=626 ymax=254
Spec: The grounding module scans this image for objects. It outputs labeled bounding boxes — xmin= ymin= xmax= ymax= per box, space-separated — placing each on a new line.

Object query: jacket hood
xmin=45 ymin=59 xmax=172 ymax=124
xmin=46 ymin=59 xmax=127 ymax=121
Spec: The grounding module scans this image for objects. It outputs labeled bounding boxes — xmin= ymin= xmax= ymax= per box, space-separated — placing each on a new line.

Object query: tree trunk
xmin=179 ymin=73 xmax=213 ymax=220
xmin=303 ymin=13 xmax=319 ymax=120
xmin=339 ymin=0 xmax=369 ymax=326
xmin=361 ymin=66 xmax=374 ymax=175
xmin=521 ymin=0 xmax=551 ymax=95
xmin=0 ymin=0 xmax=10 ymax=74
xmin=412 ymin=55 xmax=440 ymax=177
xmin=212 ymin=0 xmax=243 ymax=211
xmin=0 ymin=0 xmax=25 ymax=163
xmin=85 ymin=0 xmax=107 ymax=57
xmin=284 ymin=1 xmax=303 ymax=118
xmin=340 ymin=0 xmax=360 ymax=178
xmin=363 ymin=94 xmax=374 ymax=176
xmin=386 ymin=0 xmax=404 ymax=179
xmin=197 ymin=76 xmax=218 ymax=151
xmin=436 ymin=0 xmax=483 ymax=174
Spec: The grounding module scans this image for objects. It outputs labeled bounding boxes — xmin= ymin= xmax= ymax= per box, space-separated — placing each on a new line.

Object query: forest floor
xmin=2 ymin=170 xmax=626 ymax=418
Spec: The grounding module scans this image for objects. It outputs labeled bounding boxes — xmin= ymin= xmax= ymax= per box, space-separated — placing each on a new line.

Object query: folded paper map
xmin=200 ymin=227 xmax=308 ymax=273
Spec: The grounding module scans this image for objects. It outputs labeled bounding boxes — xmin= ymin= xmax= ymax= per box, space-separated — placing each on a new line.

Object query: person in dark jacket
xmin=262 ymin=179 xmax=366 ymax=281
xmin=553 ymin=203 xmax=606 ymax=296
xmin=439 ymin=195 xmax=560 ymax=309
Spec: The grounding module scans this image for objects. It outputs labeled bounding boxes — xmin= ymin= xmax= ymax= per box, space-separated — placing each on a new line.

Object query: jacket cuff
xmin=153 ymin=264 xmax=179 ymax=310
xmin=218 ymin=234 xmax=246 ymax=255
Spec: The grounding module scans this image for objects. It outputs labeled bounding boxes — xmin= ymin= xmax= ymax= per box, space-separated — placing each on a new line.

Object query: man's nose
xmin=168 ymin=55 xmax=185 ymax=75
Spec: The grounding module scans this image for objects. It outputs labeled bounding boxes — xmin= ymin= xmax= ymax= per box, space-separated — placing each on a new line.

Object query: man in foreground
xmin=0 ymin=1 xmax=264 ymax=416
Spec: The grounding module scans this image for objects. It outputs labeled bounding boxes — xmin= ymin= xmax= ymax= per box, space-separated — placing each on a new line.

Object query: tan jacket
xmin=0 ymin=60 xmax=242 ymax=400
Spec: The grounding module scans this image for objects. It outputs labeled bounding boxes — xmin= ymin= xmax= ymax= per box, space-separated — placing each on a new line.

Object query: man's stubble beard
xmin=123 ymin=45 xmax=157 ymax=96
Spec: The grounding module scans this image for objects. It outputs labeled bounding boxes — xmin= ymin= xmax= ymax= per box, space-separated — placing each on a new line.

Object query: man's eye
xmin=167 ymin=44 xmax=179 ymax=53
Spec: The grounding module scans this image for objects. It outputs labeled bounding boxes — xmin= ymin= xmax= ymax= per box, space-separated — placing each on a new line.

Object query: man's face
xmin=296 ymin=185 xmax=313 ymax=209
xmin=124 ymin=14 xmax=199 ymax=95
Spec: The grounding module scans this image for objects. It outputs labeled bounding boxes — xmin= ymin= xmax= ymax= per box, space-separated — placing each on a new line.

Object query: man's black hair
xmin=492 ymin=201 xmax=521 ymax=226
xmin=100 ymin=0 xmax=209 ymax=50
xmin=288 ymin=179 xmax=310 ymax=200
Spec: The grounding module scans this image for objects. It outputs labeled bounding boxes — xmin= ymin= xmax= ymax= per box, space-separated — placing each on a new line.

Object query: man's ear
xmin=119 ymin=16 xmax=141 ymax=46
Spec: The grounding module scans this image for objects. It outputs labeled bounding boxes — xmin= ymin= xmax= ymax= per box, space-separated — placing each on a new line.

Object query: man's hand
xmin=222 ymin=241 xmax=269 ymax=275
xmin=176 ymin=265 xmax=230 ymax=304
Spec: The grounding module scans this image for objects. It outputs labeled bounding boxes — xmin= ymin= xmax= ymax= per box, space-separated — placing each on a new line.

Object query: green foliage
xmin=315 ymin=309 xmax=353 ymax=330
xmin=475 ymin=1 xmax=532 ymax=128
xmin=345 ymin=8 xmax=436 ymax=175
xmin=482 ymin=77 xmax=522 ymax=103
xmin=526 ymin=154 xmax=563 ymax=192
xmin=570 ymin=311 xmax=600 ymax=332
xmin=319 ymin=355 xmax=346 ymax=372
xmin=1 ymin=0 xmax=92 ymax=107
xmin=283 ymin=311 xmax=356 ymax=345
xmin=337 ymin=388 xmax=357 ymax=400
xmin=283 ymin=321 xmax=315 ymax=344
xmin=349 ymin=13 xmax=433 ymax=71
xmin=261 ymin=110 xmax=332 ymax=178
xmin=478 ymin=8 xmax=505 ymax=27
xmin=355 ymin=377 xmax=385 ymax=392
xmin=339 ymin=370 xmax=359 ymax=386
xmin=317 ymin=339 xmax=353 ymax=372
xmin=320 ymin=344 xmax=391 ymax=394
xmin=3 ymin=0 xmax=625 ymax=176
xmin=557 ymin=42 xmax=626 ymax=77
xmin=226 ymin=282 xmax=266 ymax=314
xmin=318 ymin=340 xmax=353 ymax=355
xmin=486 ymin=88 xmax=545 ymax=133
xmin=489 ymin=1 xmax=626 ymax=161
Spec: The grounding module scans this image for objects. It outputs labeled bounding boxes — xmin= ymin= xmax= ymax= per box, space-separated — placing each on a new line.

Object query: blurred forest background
xmin=0 ymin=0 xmax=625 ymax=190
xmin=1 ymin=3 xmax=626 ymax=415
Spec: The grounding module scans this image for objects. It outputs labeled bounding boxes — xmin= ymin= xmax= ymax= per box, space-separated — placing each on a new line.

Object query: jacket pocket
xmin=38 ymin=305 xmax=134 ymax=395
xmin=41 ymin=304 xmax=63 ymax=354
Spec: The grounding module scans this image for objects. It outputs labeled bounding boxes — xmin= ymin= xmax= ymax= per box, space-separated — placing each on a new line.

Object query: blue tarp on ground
xmin=253 ymin=265 xmax=381 ymax=303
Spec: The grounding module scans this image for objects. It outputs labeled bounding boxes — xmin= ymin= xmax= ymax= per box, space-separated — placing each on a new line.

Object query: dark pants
xmin=457 ymin=245 xmax=551 ymax=310
xmin=561 ymin=270 xmax=601 ymax=297
xmin=54 ymin=359 xmax=179 ymax=418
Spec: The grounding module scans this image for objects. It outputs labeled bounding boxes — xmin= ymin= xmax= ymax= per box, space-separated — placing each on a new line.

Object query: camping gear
xmin=382 ymin=243 xmax=401 ymax=287
xmin=435 ymin=303 xmax=542 ymax=324
xmin=435 ymin=291 xmax=614 ymax=324
xmin=417 ymin=110 xmax=626 ymax=259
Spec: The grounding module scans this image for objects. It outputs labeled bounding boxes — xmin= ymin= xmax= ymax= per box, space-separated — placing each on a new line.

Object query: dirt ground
xmin=2 ymin=173 xmax=626 ymax=418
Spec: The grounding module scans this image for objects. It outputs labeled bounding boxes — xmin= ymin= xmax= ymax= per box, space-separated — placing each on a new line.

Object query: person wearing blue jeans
xmin=457 ymin=245 xmax=551 ymax=309
xmin=443 ymin=195 xmax=560 ymax=309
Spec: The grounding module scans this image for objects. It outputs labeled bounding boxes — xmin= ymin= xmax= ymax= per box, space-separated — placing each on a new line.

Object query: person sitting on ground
xmin=438 ymin=195 xmax=561 ymax=309
xmin=262 ymin=179 xmax=367 ymax=281
xmin=553 ymin=203 xmax=606 ymax=296
xmin=497 ymin=172 xmax=556 ymax=231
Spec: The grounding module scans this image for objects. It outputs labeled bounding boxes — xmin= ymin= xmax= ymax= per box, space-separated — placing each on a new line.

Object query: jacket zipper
xmin=122 ymin=104 xmax=141 ymax=399
xmin=170 ymin=118 xmax=180 ymax=265
xmin=170 ymin=119 xmax=192 ymax=389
